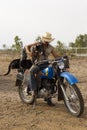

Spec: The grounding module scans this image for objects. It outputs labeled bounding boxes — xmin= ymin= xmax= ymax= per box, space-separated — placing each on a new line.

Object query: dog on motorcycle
xmin=3 ymin=48 xmax=32 ymax=75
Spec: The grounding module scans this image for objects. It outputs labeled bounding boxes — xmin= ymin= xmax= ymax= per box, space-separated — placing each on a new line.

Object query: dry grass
xmin=0 ymin=51 xmax=87 ymax=130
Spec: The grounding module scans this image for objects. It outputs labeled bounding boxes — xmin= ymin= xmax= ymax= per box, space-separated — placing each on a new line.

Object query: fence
xmin=65 ymin=47 xmax=87 ymax=56
xmin=1 ymin=47 xmax=87 ymax=57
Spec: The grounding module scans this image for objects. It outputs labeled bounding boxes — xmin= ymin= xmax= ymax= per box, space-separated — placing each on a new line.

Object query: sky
xmin=0 ymin=0 xmax=87 ymax=49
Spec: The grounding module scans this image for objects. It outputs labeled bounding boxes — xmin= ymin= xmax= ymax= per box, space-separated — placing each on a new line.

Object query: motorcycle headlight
xmin=58 ymin=61 xmax=64 ymax=69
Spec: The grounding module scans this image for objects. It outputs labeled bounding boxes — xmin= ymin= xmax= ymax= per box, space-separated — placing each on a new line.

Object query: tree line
xmin=2 ymin=36 xmax=23 ymax=51
xmin=2 ymin=34 xmax=87 ymax=54
xmin=56 ymin=34 xmax=87 ymax=55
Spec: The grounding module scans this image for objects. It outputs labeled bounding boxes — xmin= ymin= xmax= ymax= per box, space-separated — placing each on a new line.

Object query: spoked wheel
xmin=63 ymin=80 xmax=84 ymax=117
xmin=18 ymin=83 xmax=35 ymax=104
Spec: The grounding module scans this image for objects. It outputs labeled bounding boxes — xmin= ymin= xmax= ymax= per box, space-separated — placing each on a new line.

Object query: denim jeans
xmin=29 ymin=60 xmax=49 ymax=91
xmin=29 ymin=65 xmax=40 ymax=91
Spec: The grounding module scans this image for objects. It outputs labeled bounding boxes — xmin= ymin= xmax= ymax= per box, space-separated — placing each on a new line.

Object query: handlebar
xmin=36 ymin=58 xmax=63 ymax=66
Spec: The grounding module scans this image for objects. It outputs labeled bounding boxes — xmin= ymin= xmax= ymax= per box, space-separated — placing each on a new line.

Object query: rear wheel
xmin=63 ymin=81 xmax=84 ymax=117
xmin=18 ymin=83 xmax=35 ymax=104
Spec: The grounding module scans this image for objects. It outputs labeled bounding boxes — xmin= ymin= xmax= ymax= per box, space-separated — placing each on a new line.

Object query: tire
xmin=18 ymin=84 xmax=35 ymax=104
xmin=63 ymin=83 xmax=84 ymax=117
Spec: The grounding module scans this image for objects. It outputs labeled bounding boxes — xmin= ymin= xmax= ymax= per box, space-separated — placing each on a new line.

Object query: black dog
xmin=4 ymin=58 xmax=32 ymax=75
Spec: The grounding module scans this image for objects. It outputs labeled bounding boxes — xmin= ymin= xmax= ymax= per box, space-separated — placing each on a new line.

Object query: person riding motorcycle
xmin=25 ymin=32 xmax=59 ymax=106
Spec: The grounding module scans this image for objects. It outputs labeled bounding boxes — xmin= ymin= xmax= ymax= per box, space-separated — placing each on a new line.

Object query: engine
xmin=39 ymin=79 xmax=56 ymax=98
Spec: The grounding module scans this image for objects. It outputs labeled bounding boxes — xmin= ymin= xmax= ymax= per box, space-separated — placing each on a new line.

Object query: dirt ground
xmin=0 ymin=53 xmax=87 ymax=130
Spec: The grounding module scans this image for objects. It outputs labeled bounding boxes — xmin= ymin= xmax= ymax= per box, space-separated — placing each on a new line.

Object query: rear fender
xmin=60 ymin=72 xmax=79 ymax=85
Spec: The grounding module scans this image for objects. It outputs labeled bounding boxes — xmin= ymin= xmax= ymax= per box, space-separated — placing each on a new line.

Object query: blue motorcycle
xmin=16 ymin=56 xmax=84 ymax=117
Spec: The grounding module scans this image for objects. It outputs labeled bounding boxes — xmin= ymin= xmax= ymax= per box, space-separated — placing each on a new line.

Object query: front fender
xmin=60 ymin=72 xmax=79 ymax=85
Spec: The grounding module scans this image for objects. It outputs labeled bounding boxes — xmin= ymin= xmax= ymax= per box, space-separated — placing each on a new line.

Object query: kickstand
xmin=32 ymin=96 xmax=37 ymax=109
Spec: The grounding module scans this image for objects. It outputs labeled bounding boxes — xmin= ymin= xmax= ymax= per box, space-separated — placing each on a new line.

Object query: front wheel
xmin=63 ymin=83 xmax=84 ymax=117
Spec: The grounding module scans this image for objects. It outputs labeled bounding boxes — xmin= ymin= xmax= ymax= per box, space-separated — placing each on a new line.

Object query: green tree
xmin=56 ymin=41 xmax=65 ymax=55
xmin=69 ymin=34 xmax=87 ymax=48
xmin=2 ymin=44 xmax=7 ymax=49
xmin=12 ymin=36 xmax=22 ymax=51
xmin=69 ymin=42 xmax=76 ymax=47
xmin=75 ymin=34 xmax=84 ymax=47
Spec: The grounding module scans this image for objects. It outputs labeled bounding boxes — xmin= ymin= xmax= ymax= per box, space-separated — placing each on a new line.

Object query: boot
xmin=45 ymin=97 xmax=55 ymax=106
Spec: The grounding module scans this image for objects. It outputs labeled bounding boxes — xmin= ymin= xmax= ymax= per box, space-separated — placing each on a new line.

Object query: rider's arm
xmin=51 ymin=46 xmax=59 ymax=58
xmin=51 ymin=49 xmax=59 ymax=58
xmin=25 ymin=42 xmax=38 ymax=57
xmin=25 ymin=45 xmax=31 ymax=55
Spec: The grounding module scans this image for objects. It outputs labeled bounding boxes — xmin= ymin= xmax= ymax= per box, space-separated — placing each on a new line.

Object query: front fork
xmin=60 ymin=83 xmax=69 ymax=102
xmin=57 ymin=78 xmax=68 ymax=101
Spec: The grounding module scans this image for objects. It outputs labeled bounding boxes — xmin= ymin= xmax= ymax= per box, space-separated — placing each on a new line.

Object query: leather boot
xmin=45 ymin=97 xmax=55 ymax=106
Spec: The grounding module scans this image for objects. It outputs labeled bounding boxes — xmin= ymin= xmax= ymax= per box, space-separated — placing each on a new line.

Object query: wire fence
xmin=1 ymin=47 xmax=87 ymax=57
xmin=64 ymin=47 xmax=87 ymax=56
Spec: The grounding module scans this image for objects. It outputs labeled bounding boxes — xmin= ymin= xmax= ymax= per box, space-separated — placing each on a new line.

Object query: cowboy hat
xmin=41 ymin=32 xmax=55 ymax=43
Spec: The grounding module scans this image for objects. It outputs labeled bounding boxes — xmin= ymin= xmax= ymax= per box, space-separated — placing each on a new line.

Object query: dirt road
xmin=0 ymin=54 xmax=87 ymax=130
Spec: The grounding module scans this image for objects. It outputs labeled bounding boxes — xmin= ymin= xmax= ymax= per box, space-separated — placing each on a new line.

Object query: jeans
xmin=29 ymin=65 xmax=40 ymax=91
xmin=29 ymin=60 xmax=49 ymax=91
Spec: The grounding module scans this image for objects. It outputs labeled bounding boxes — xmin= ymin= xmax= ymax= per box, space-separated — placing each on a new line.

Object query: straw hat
xmin=41 ymin=32 xmax=55 ymax=43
